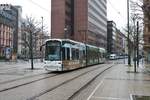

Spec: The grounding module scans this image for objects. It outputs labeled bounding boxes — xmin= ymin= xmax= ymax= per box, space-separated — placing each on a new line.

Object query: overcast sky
xmin=0 ymin=0 xmax=131 ymax=33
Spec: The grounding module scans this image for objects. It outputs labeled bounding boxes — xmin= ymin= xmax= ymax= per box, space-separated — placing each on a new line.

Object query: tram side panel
xmin=79 ymin=48 xmax=86 ymax=67
xmin=61 ymin=47 xmax=80 ymax=70
xmin=43 ymin=39 xmax=106 ymax=71
xmin=86 ymin=46 xmax=99 ymax=66
xmin=61 ymin=43 xmax=86 ymax=71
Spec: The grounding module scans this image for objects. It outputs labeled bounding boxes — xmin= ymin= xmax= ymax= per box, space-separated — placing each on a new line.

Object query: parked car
xmin=109 ymin=54 xmax=117 ymax=60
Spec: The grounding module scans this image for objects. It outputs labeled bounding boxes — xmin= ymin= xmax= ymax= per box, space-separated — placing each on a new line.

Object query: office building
xmin=107 ymin=21 xmax=126 ymax=55
xmin=0 ymin=4 xmax=21 ymax=59
xmin=143 ymin=0 xmax=150 ymax=63
xmin=51 ymin=0 xmax=107 ymax=48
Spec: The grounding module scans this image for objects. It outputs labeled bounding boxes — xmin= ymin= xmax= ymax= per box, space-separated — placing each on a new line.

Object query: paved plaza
xmin=0 ymin=59 xmax=150 ymax=100
xmin=88 ymin=63 xmax=150 ymax=100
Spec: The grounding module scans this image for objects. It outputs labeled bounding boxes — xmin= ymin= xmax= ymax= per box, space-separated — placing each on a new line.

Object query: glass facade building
xmin=88 ymin=0 xmax=107 ymax=48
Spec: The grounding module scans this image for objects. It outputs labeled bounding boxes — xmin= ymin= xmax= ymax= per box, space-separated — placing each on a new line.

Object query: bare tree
xmin=130 ymin=0 xmax=150 ymax=27
xmin=130 ymin=1 xmax=150 ymax=46
xmin=124 ymin=3 xmax=143 ymax=70
xmin=128 ymin=0 xmax=145 ymax=71
xmin=130 ymin=0 xmax=150 ymax=34
xmin=21 ymin=16 xmax=42 ymax=69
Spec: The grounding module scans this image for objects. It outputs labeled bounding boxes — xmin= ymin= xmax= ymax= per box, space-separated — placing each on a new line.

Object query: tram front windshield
xmin=45 ymin=41 xmax=61 ymax=61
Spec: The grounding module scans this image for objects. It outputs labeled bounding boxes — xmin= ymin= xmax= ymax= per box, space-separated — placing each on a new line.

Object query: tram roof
xmin=99 ymin=47 xmax=106 ymax=53
xmin=45 ymin=38 xmax=106 ymax=52
xmin=45 ymin=38 xmax=85 ymax=45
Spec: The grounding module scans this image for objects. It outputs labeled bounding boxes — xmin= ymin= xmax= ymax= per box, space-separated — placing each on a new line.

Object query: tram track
xmin=0 ymin=64 xmax=103 ymax=93
xmin=0 ymin=64 xmax=113 ymax=100
xmin=67 ymin=65 xmax=114 ymax=100
xmin=27 ymin=64 xmax=114 ymax=100
xmin=0 ymin=71 xmax=51 ymax=85
xmin=0 ymin=65 xmax=99 ymax=93
xmin=0 ymin=73 xmax=58 ymax=92
xmin=0 ymin=66 xmax=18 ymax=71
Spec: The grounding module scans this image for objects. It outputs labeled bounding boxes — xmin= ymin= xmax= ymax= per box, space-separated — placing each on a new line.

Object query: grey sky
xmin=0 ymin=0 xmax=130 ymax=32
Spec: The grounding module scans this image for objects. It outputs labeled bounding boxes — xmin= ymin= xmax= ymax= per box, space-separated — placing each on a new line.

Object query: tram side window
xmin=103 ymin=53 xmax=105 ymax=58
xmin=79 ymin=50 xmax=84 ymax=59
xmin=83 ymin=50 xmax=86 ymax=57
xmin=72 ymin=48 xmax=75 ymax=60
xmin=62 ymin=48 xmax=65 ymax=60
xmin=62 ymin=47 xmax=70 ymax=60
xmin=72 ymin=48 xmax=79 ymax=60
xmin=76 ymin=49 xmax=79 ymax=59
xmin=99 ymin=52 xmax=101 ymax=58
xmin=66 ymin=48 xmax=70 ymax=60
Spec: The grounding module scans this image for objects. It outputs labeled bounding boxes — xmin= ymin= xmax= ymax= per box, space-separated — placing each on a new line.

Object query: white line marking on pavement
xmin=87 ymin=77 xmax=104 ymax=100
xmin=130 ymin=94 xmax=133 ymax=100
xmin=92 ymin=96 xmax=123 ymax=100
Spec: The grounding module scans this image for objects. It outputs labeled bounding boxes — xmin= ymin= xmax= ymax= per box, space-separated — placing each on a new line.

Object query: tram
xmin=42 ymin=39 xmax=106 ymax=71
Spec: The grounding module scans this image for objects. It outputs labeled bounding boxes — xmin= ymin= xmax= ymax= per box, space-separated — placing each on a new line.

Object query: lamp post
xmin=78 ymin=30 xmax=87 ymax=44
xmin=78 ymin=29 xmax=87 ymax=66
xmin=127 ymin=0 xmax=131 ymax=66
xmin=41 ymin=16 xmax=44 ymax=62
xmin=41 ymin=17 xmax=43 ymax=35
xmin=136 ymin=21 xmax=139 ymax=68
xmin=29 ymin=29 xmax=34 ymax=69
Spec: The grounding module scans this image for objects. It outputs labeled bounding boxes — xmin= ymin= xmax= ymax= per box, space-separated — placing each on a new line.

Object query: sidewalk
xmin=0 ymin=59 xmax=44 ymax=68
xmin=89 ymin=64 xmax=150 ymax=100
xmin=0 ymin=59 xmax=47 ymax=83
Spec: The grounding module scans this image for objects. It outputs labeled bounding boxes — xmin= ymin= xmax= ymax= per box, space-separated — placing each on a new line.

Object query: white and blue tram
xmin=43 ymin=39 xmax=106 ymax=71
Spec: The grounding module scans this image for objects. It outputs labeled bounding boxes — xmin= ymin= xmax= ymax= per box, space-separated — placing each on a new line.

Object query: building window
xmin=148 ymin=37 xmax=150 ymax=43
xmin=148 ymin=25 xmax=150 ymax=32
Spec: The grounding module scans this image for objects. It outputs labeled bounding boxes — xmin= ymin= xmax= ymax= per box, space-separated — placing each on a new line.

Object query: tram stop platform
xmin=88 ymin=64 xmax=150 ymax=100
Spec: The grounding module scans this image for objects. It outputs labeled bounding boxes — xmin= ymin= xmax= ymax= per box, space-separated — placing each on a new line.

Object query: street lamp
xmin=78 ymin=30 xmax=87 ymax=44
xmin=41 ymin=17 xmax=43 ymax=36
xmin=78 ymin=29 xmax=87 ymax=66
xmin=64 ymin=27 xmax=67 ymax=39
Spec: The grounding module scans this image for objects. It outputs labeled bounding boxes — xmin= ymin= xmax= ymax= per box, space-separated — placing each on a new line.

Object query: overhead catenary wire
xmin=27 ymin=0 xmax=50 ymax=13
xmin=107 ymin=0 xmax=125 ymax=19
